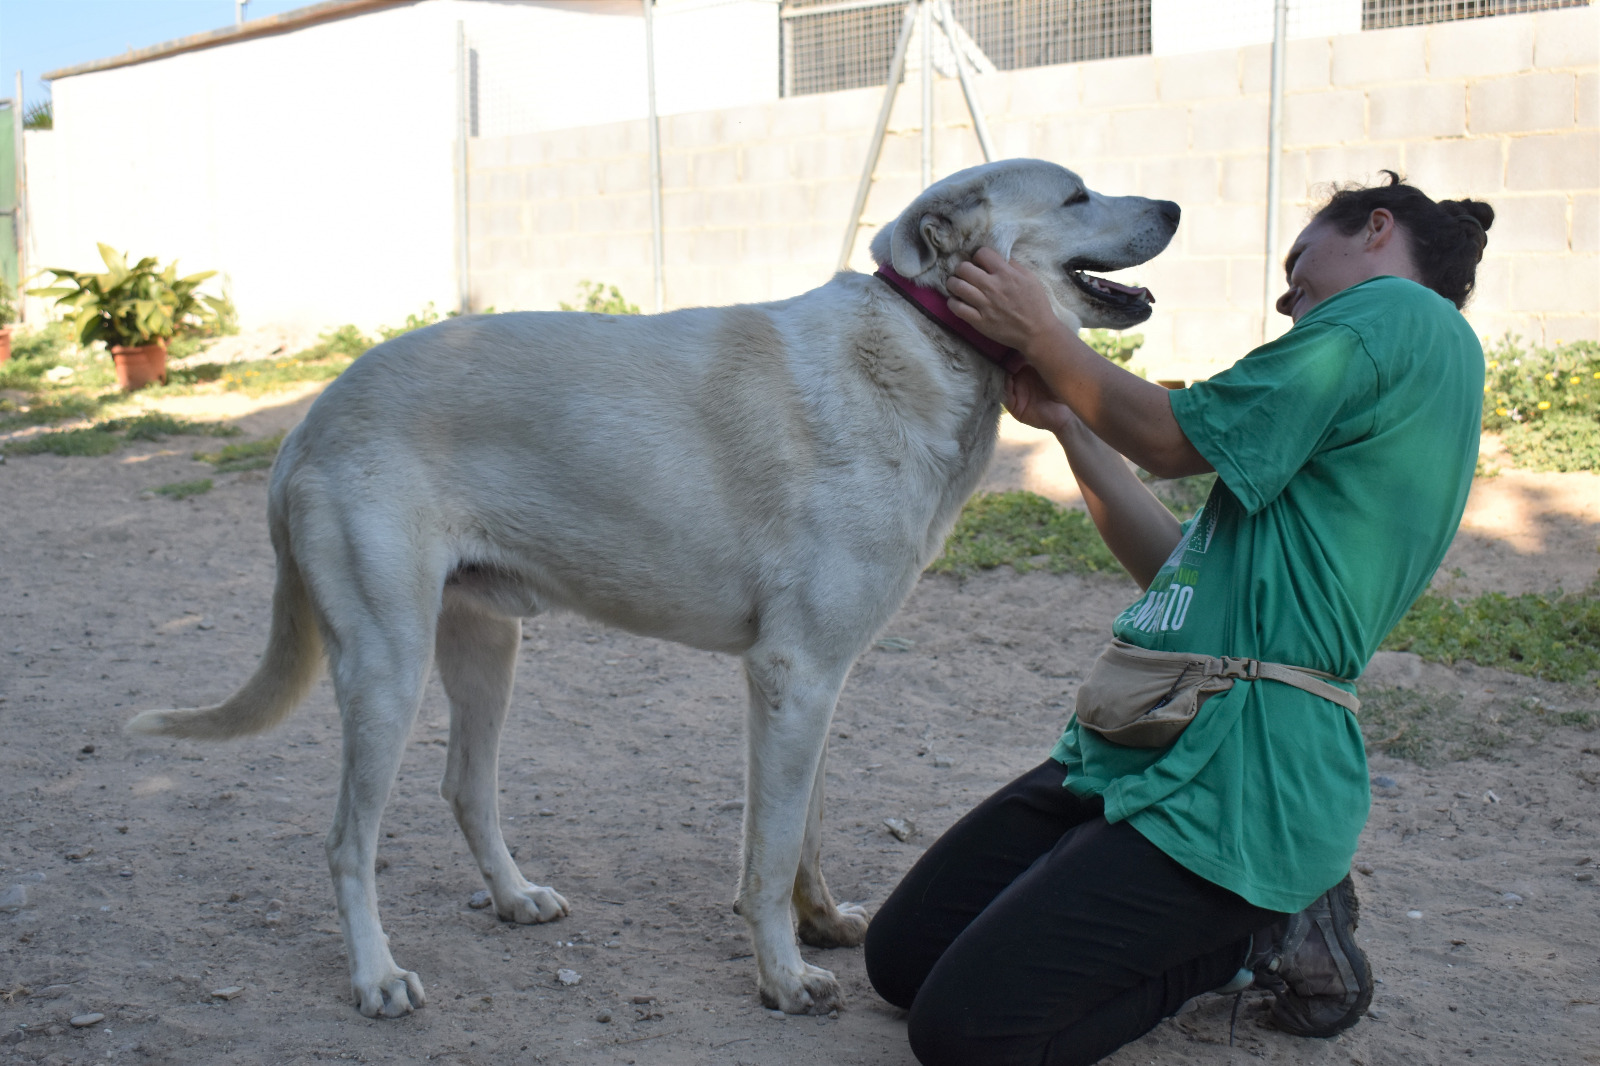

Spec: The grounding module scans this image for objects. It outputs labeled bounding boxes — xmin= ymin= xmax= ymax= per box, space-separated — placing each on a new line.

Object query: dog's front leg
xmin=738 ymin=644 xmax=852 ymax=1014
xmin=793 ymin=741 xmax=869 ymax=948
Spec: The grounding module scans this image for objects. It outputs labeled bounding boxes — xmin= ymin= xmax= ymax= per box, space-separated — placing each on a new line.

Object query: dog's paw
xmin=496 ymin=883 xmax=570 ymax=925
xmin=759 ymin=961 xmax=845 ymax=1015
xmin=797 ymin=901 xmax=870 ymax=948
xmin=352 ymin=967 xmax=426 ymax=1018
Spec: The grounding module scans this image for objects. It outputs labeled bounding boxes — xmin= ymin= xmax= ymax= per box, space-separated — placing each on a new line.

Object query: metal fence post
xmin=837 ymin=1 xmax=919 ymax=272
xmin=644 ymin=0 xmax=665 ymax=313
xmin=12 ymin=71 xmax=26 ymax=321
xmin=1262 ymin=0 xmax=1288 ymax=341
xmin=920 ymin=0 xmax=932 ymax=189
xmin=936 ymin=0 xmax=994 ymax=161
xmin=455 ymin=20 xmax=471 ymax=316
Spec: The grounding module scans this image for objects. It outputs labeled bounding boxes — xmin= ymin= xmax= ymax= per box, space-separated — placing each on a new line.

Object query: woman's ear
xmin=1365 ymin=208 xmax=1399 ymax=250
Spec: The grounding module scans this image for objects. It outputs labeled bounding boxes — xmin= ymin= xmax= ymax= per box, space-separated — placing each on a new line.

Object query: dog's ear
xmin=879 ymin=187 xmax=990 ymax=280
xmin=889 ymin=211 xmax=953 ymax=277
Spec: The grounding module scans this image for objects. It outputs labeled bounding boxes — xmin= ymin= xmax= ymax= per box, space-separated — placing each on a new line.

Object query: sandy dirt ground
xmin=2 ymin=383 xmax=1597 ymax=1066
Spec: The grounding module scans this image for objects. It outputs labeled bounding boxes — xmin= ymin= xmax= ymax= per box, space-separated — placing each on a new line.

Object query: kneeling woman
xmin=864 ymin=174 xmax=1493 ymax=1066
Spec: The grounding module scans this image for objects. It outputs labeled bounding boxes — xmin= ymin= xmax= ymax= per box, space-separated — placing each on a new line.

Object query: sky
xmin=1 ymin=0 xmax=313 ymax=110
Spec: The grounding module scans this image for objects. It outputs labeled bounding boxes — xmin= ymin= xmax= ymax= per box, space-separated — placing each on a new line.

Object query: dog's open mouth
xmin=1069 ymin=268 xmax=1155 ymax=309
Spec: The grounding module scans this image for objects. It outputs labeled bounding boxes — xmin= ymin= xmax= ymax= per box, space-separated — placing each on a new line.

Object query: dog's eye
xmin=1063 ymin=191 xmax=1090 ymax=207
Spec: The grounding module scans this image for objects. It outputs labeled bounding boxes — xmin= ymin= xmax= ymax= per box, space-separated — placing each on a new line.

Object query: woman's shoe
xmin=1248 ymin=873 xmax=1373 ymax=1038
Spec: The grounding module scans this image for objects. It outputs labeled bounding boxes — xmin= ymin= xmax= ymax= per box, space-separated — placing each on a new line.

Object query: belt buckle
xmin=1218 ymin=656 xmax=1259 ymax=680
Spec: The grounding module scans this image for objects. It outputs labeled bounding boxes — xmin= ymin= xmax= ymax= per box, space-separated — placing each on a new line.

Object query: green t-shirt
xmin=1050 ymin=276 xmax=1484 ymax=913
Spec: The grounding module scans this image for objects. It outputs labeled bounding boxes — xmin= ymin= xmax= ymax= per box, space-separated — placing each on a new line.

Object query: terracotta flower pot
xmin=0 ymin=327 xmax=11 ymax=363
xmin=111 ymin=340 xmax=168 ymax=391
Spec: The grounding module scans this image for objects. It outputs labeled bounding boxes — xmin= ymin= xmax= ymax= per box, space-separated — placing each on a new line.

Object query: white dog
xmin=129 ymin=158 xmax=1178 ymax=1018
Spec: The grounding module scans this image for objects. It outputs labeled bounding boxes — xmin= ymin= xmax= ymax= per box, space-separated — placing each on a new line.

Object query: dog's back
xmin=266 ymin=275 xmax=1000 ymax=651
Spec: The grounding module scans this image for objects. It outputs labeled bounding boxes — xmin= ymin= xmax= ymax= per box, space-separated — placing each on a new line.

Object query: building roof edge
xmin=43 ymin=0 xmax=418 ymax=82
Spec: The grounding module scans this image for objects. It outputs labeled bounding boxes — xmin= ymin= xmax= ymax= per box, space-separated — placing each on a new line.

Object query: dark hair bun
xmin=1441 ymin=199 xmax=1495 ymax=232
xmin=1440 ymin=199 xmax=1492 ymax=256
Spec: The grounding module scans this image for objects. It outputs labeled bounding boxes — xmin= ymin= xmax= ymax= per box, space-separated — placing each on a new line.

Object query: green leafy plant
xmin=1481 ymin=334 xmax=1600 ymax=473
xmin=29 ymin=244 xmax=228 ymax=348
xmin=1081 ymin=329 xmax=1144 ymax=366
xmin=560 ymin=281 xmax=640 ymax=316
xmin=166 ymin=280 xmax=238 ymax=346
xmin=378 ymin=303 xmax=443 ymax=341
xmin=0 ymin=277 xmax=16 ymax=328
xmin=301 ymin=324 xmax=374 ymax=361
xmin=929 ymin=490 xmax=1121 ymax=577
xmin=23 ymin=99 xmax=51 ymax=131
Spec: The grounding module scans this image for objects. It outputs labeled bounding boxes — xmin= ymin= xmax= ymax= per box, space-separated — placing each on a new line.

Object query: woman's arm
xmin=1006 ymin=368 xmax=1184 ymax=589
xmin=950 ymin=249 xmax=1212 ymax=480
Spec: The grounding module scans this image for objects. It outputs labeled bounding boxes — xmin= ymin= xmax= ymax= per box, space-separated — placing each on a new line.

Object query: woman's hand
xmin=1004 ymin=366 xmax=1078 ymax=436
xmin=947 ymin=247 xmax=1077 ymax=352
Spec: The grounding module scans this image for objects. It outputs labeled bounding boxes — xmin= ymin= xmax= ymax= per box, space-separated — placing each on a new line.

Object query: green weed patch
xmin=196 ymin=431 xmax=284 ymax=473
xmin=4 ymin=413 xmax=238 ymax=458
xmin=560 ymin=282 xmax=640 ymax=316
xmin=5 ymin=321 xmax=75 ymax=364
xmin=1383 ymin=590 xmax=1600 ymax=685
xmin=152 ymin=478 xmax=214 ymax=500
xmin=0 ymin=392 xmax=118 ymax=431
xmin=930 ymin=491 xmax=1120 ymax=576
xmin=1146 ymin=472 xmax=1217 ymax=519
xmin=6 ymin=425 xmax=123 ymax=456
xmin=1358 ymin=686 xmax=1592 ymax=765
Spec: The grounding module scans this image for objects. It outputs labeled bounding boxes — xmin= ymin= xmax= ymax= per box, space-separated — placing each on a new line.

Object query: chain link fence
xmin=779 ymin=0 xmax=1590 ymax=96
xmin=1363 ymin=0 xmax=1589 ymax=28
xmin=780 ymin=0 xmax=1152 ymax=97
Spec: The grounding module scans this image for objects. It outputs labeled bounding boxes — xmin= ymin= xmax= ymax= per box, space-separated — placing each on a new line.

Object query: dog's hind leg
xmin=324 ymin=633 xmax=432 ymax=1017
xmin=793 ymin=742 xmax=869 ymax=949
xmin=435 ymin=593 xmax=569 ymax=925
xmin=310 ymin=525 xmax=442 ymax=1019
xmin=738 ymin=642 xmax=855 ymax=1015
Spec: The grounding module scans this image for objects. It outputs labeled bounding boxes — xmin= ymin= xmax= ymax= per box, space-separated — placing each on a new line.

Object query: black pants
xmin=864 ymin=760 xmax=1285 ymax=1066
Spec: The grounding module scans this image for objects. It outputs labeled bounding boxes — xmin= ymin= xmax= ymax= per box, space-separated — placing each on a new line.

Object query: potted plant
xmin=0 ymin=277 xmax=15 ymax=362
xmin=29 ymin=244 xmax=226 ymax=390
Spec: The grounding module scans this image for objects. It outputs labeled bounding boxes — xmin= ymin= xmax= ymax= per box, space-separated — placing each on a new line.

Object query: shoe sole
xmin=1270 ymin=874 xmax=1374 ymax=1038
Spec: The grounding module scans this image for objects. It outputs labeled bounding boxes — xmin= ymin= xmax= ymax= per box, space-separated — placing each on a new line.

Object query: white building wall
xmin=31 ymin=1 xmax=461 ymax=331
xmin=465 ymin=0 xmax=778 ymax=138
xmin=26 ymin=0 xmax=780 ymax=331
xmin=468 ymin=5 xmax=1600 ymax=380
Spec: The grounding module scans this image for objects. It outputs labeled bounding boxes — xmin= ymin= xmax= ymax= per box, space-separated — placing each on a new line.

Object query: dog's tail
xmin=126 ymin=549 xmax=322 ymax=740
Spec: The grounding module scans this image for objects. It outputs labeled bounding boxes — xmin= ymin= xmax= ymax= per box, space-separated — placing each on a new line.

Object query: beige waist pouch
xmin=1074 ymin=639 xmax=1360 ymax=748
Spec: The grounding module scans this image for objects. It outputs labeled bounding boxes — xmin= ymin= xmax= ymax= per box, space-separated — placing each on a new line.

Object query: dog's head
xmin=869 ymin=159 xmax=1179 ymax=331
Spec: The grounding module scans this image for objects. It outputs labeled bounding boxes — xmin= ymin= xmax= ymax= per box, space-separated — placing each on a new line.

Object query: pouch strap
xmin=1108 ymin=640 xmax=1361 ymax=714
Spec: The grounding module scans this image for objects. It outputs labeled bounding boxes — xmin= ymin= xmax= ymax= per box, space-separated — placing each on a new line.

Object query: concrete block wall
xmin=468 ymin=6 xmax=1598 ymax=379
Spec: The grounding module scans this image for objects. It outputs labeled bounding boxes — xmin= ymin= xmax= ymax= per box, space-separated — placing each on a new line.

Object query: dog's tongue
xmin=1098 ymin=277 xmax=1155 ymax=303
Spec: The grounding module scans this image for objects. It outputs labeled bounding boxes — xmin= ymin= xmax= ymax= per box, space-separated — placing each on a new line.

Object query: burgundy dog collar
xmin=873 ymin=264 xmax=1027 ymax=375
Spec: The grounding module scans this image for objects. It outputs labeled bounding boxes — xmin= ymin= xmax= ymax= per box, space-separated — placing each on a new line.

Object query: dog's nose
xmin=1158 ymin=200 xmax=1181 ymax=228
